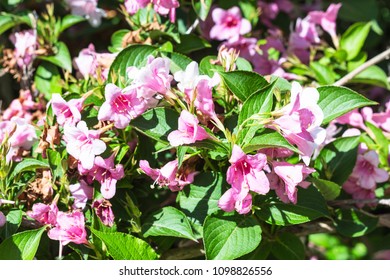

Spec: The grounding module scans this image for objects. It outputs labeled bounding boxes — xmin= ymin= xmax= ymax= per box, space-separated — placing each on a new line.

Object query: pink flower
xmin=27 ymin=203 xmax=58 ymax=226
xmin=269 ymin=82 xmax=326 ymax=165
xmin=127 ymin=56 xmax=173 ymax=95
xmin=335 ymin=109 xmax=366 ymax=130
xmin=218 ymin=188 xmax=253 ymax=214
xmin=98 ymin=83 xmax=149 ymax=129
xmin=308 ymin=3 xmax=342 ymax=39
xmin=124 ymin=0 xmax=149 ymax=14
xmin=210 ymin=7 xmax=252 ymax=41
xmin=69 ymin=180 xmax=93 ymax=209
xmin=343 ymin=177 xmax=376 ymax=208
xmin=48 ymin=211 xmax=88 ymax=245
xmin=0 ymin=212 xmax=7 ymax=228
xmin=268 ymin=161 xmax=315 ymax=204
xmin=74 ymin=44 xmax=115 ymax=81
xmin=350 ymin=150 xmax=389 ymax=189
xmin=63 ymin=121 xmax=106 ymax=170
xmin=9 ymin=29 xmax=37 ymax=68
xmin=258 ymin=0 xmax=293 ymax=27
xmin=51 ymin=94 xmax=83 ymax=127
xmin=167 ymin=110 xmax=210 ymax=147
xmin=92 ymin=199 xmax=115 ymax=227
xmin=87 ymin=155 xmax=124 ymax=199
xmin=2 ymin=90 xmax=39 ymax=122
xmin=65 ymin=0 xmax=105 ymax=27
xmin=139 ymin=159 xmax=196 ymax=191
xmin=258 ymin=148 xmax=294 ymax=159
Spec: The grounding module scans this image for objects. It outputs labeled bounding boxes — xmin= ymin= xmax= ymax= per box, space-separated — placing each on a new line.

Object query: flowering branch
xmin=334 ymin=48 xmax=390 ymax=87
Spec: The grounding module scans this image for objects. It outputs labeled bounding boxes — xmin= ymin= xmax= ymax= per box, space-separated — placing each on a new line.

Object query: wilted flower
xmin=92 ymin=199 xmax=115 ymax=227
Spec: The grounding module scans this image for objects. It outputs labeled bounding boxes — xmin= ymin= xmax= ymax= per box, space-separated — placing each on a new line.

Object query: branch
xmin=333 ymin=48 xmax=390 ymax=87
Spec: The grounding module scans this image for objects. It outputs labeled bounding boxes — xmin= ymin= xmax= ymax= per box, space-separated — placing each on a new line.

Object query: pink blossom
xmin=222 ymin=36 xmax=258 ymax=62
xmin=268 ymin=161 xmax=315 ymax=204
xmin=139 ymin=159 xmax=197 ymax=191
xmin=98 ymin=83 xmax=150 ymax=129
xmin=124 ymin=0 xmax=149 ymax=14
xmin=27 ymin=203 xmax=58 ymax=226
xmin=63 ymin=121 xmax=106 ymax=170
xmin=258 ymin=148 xmax=294 ymax=159
xmin=218 ymin=188 xmax=253 ymax=214
xmin=210 ymin=7 xmax=252 ymax=41
xmin=343 ymin=177 xmax=376 ymax=208
xmin=74 ymin=44 xmax=115 ymax=81
xmin=127 ymin=56 xmax=173 ymax=95
xmin=87 ymin=155 xmax=124 ymax=199
xmin=269 ymin=82 xmax=326 ymax=165
xmin=0 ymin=212 xmax=7 ymax=228
xmin=308 ymin=3 xmax=342 ymax=39
xmin=258 ymin=0 xmax=293 ymax=27
xmin=48 ymin=211 xmax=88 ymax=245
xmin=167 ymin=110 xmax=210 ymax=147
xmin=92 ymin=199 xmax=115 ymax=227
xmin=69 ymin=180 xmax=93 ymax=209
xmin=350 ymin=150 xmax=389 ymax=189
xmin=9 ymin=30 xmax=37 ymax=68
xmin=364 ymin=101 xmax=390 ymax=133
xmin=335 ymin=109 xmax=366 ymax=130
xmin=65 ymin=0 xmax=105 ymax=27
xmin=153 ymin=0 xmax=180 ymax=21
xmin=51 ymin=94 xmax=83 ymax=127
xmin=2 ymin=90 xmax=39 ymax=122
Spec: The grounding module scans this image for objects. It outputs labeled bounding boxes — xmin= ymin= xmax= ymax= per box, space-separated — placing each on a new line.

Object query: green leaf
xmin=269 ymin=76 xmax=292 ymax=92
xmin=175 ymin=34 xmax=211 ymax=54
xmin=317 ymin=86 xmax=377 ymax=124
xmin=203 ymin=211 xmax=262 ymax=260
xmin=365 ymin=121 xmax=389 ymax=166
xmin=160 ymin=51 xmax=192 ymax=73
xmin=236 ymin=57 xmax=253 ymax=71
xmin=108 ymin=44 xmax=157 ymax=86
xmin=316 ymin=136 xmax=360 ymax=185
xmin=238 ymin=81 xmax=274 ymax=126
xmin=239 ymin=0 xmax=258 ymax=26
xmin=310 ymin=178 xmax=341 ymax=201
xmin=90 ymin=228 xmax=158 ymax=260
xmin=131 ymin=107 xmax=179 ymax=143
xmin=199 ymin=56 xmax=224 ymax=77
xmin=0 ymin=227 xmax=46 ymax=260
xmin=59 ymin=15 xmax=85 ymax=34
xmin=334 ymin=208 xmax=378 ymax=237
xmin=340 ymin=22 xmax=372 ymax=60
xmin=34 ymin=62 xmax=62 ymax=99
xmin=310 ymin=61 xmax=336 ymax=85
xmin=178 ymin=172 xmax=226 ymax=229
xmin=142 ymin=207 xmax=197 ymax=241
xmin=351 ymin=65 xmax=390 ymax=89
xmin=0 ymin=13 xmax=31 ymax=35
xmin=10 ymin=158 xmax=49 ymax=180
xmin=271 ymin=232 xmax=305 ymax=260
xmin=108 ymin=29 xmax=129 ymax=53
xmin=219 ymin=71 xmax=269 ymax=101
xmin=243 ymin=129 xmax=300 ymax=154
xmin=0 ymin=210 xmax=23 ymax=239
xmin=38 ymin=42 xmax=72 ymax=71
xmin=338 ymin=0 xmax=379 ymax=22
xmin=192 ymin=0 xmax=212 ymax=21
xmin=256 ymin=186 xmax=330 ymax=226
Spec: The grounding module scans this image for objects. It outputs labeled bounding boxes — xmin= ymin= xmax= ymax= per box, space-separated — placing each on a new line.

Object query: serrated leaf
xmin=178 ymin=172 xmax=226 ymax=228
xmin=219 ymin=71 xmax=269 ymax=101
xmin=310 ymin=178 xmax=341 ymax=201
xmin=243 ymin=129 xmax=300 ymax=154
xmin=317 ymin=86 xmax=377 ymax=124
xmin=271 ymin=232 xmax=305 ymax=260
xmin=90 ymin=228 xmax=158 ymax=260
xmin=142 ymin=207 xmax=196 ymax=241
xmin=131 ymin=107 xmax=179 ymax=143
xmin=38 ymin=42 xmax=72 ymax=71
xmin=334 ymin=208 xmax=378 ymax=237
xmin=0 ymin=227 xmax=46 ymax=260
xmin=10 ymin=158 xmax=49 ymax=180
xmin=0 ymin=210 xmax=23 ymax=239
xmin=108 ymin=44 xmax=157 ymax=86
xmin=256 ymin=186 xmax=330 ymax=226
xmin=340 ymin=22 xmax=372 ymax=60
xmin=203 ymin=211 xmax=262 ymax=260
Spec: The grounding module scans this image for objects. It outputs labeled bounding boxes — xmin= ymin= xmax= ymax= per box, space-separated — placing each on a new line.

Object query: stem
xmin=186 ymin=19 xmax=199 ymax=35
xmin=334 ymin=48 xmax=390 ymax=87
xmin=58 ymin=241 xmax=63 ymax=260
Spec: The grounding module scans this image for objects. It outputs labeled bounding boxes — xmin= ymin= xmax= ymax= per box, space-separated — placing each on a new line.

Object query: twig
xmin=186 ymin=18 xmax=200 ymax=35
xmin=334 ymin=48 xmax=390 ymax=87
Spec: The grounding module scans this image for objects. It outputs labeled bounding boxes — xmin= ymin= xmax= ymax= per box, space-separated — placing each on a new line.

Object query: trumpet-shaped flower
xmin=63 ymin=121 xmax=106 ymax=170
xmin=210 ymin=7 xmax=252 ymax=41
xmin=65 ymin=0 xmax=105 ymax=27
xmin=69 ymin=180 xmax=93 ymax=209
xmin=167 ymin=110 xmax=209 ymax=147
xmin=92 ymin=199 xmax=115 ymax=227
xmin=47 ymin=211 xmax=88 ymax=245
xmin=51 ymin=94 xmax=83 ymax=127
xmin=9 ymin=29 xmax=37 ymax=68
xmin=308 ymin=3 xmax=342 ymax=39
xmin=27 ymin=202 xmax=58 ymax=226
